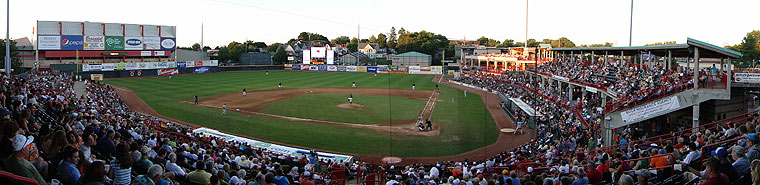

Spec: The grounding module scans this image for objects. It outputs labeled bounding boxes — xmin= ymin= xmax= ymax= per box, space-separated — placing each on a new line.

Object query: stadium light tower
xmin=524 ymin=0 xmax=528 ymax=48
xmin=5 ymin=0 xmax=10 ymax=74
xmin=629 ymin=0 xmax=633 ymax=46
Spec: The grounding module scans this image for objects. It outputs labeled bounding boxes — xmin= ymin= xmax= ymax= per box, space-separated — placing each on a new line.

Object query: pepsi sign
xmin=60 ymin=36 xmax=84 ymax=50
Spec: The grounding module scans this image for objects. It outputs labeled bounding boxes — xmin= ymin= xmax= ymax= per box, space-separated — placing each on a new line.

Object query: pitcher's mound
xmin=337 ymin=103 xmax=366 ymax=109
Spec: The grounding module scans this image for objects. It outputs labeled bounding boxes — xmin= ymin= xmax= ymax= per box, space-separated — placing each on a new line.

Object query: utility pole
xmin=5 ymin=0 xmax=10 ymax=74
xmin=629 ymin=0 xmax=633 ymax=47
xmin=524 ymin=0 xmax=529 ymax=48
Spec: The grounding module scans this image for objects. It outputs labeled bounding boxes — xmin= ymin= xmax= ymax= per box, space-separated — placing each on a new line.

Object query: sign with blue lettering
xmin=60 ymin=35 xmax=84 ymax=50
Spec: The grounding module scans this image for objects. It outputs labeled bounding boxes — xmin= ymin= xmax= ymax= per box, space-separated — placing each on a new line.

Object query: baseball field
xmin=104 ymin=70 xmax=526 ymax=161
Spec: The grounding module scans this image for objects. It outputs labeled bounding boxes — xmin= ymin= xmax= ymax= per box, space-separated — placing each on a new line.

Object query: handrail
xmin=697 ymin=135 xmax=746 ymax=170
xmin=698 ymin=74 xmax=727 ymax=89
xmin=620 ymin=154 xmax=675 ymax=174
xmin=0 ymin=170 xmax=39 ymax=185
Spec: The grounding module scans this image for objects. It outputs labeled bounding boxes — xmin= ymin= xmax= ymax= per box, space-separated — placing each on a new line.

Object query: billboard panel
xmin=292 ymin=65 xmax=301 ymax=70
xmin=160 ymin=38 xmax=176 ymax=50
xmin=327 ymin=66 xmax=337 ymax=71
xmin=326 ymin=50 xmax=334 ymax=65
xmin=177 ymin=62 xmax=186 ymax=68
xmin=367 ymin=67 xmax=377 ymax=73
xmin=302 ymin=50 xmax=310 ymax=64
xmin=185 ymin=61 xmax=195 ymax=68
xmin=207 ymin=50 xmax=219 ymax=57
xmin=309 ymin=65 xmax=318 ymax=71
xmin=101 ymin=63 xmax=115 ymax=71
xmin=346 ymin=66 xmax=357 ymax=72
xmin=126 ymin=63 xmax=138 ymax=70
xmin=60 ymin=35 xmax=84 ymax=50
xmin=38 ymin=36 xmax=61 ymax=50
xmin=301 ymin=65 xmax=310 ymax=71
xmin=310 ymin=47 xmax=326 ymax=58
xmin=158 ymin=69 xmax=179 ymax=76
xmin=105 ymin=36 xmax=124 ymax=50
xmin=115 ymin=63 xmax=126 ymax=70
xmin=318 ymin=65 xmax=327 ymax=71
xmin=124 ymin=36 xmax=144 ymax=50
xmin=143 ymin=37 xmax=161 ymax=50
xmin=83 ymin=36 xmax=105 ymax=50
xmin=155 ymin=51 xmax=166 ymax=56
xmin=357 ymin=66 xmax=367 ymax=72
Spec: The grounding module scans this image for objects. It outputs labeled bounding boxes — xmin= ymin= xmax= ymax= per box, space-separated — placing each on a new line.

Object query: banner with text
xmin=620 ymin=96 xmax=680 ymax=124
xmin=735 ymin=73 xmax=760 ymax=83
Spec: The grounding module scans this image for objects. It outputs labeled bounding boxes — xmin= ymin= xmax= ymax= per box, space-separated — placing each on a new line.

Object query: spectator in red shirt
xmin=585 ymin=163 xmax=602 ymax=184
xmin=699 ymin=158 xmax=729 ymax=185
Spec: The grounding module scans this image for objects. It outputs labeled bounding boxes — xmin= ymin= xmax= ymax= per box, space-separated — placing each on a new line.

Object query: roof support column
xmin=570 ymin=51 xmax=574 ymax=62
xmin=605 ymin=51 xmax=609 ymax=66
xmin=667 ymin=50 xmax=672 ymax=70
xmin=648 ymin=51 xmax=652 ymax=68
xmin=692 ymin=47 xmax=700 ymax=128
xmin=727 ymin=58 xmax=732 ymax=95
xmin=639 ymin=51 xmax=643 ymax=70
xmin=591 ymin=51 xmax=595 ymax=65
xmin=602 ymin=93 xmax=610 ymax=147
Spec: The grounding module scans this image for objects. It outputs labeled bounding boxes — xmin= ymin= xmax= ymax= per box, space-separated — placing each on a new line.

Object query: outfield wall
xmin=288 ymin=64 xmax=442 ymax=75
xmin=52 ymin=62 xmax=284 ymax=79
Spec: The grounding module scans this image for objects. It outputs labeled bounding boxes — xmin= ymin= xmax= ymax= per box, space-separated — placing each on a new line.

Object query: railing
xmin=604 ymin=76 xmax=693 ymax=113
xmin=0 ymin=170 xmax=38 ymax=185
xmin=698 ymin=74 xmax=727 ymax=89
xmin=697 ymin=135 xmax=746 ymax=170
xmin=526 ymin=69 xmax=608 ymax=91
xmin=621 ymin=154 xmax=675 ymax=174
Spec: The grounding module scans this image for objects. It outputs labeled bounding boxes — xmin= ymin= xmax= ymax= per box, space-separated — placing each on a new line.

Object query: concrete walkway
xmin=73 ymin=81 xmax=87 ymax=98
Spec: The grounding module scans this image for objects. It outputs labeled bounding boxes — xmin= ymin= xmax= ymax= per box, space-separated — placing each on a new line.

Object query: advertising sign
xmin=326 ymin=50 xmax=334 ymax=65
xmin=143 ymin=37 xmax=161 ymax=50
xmin=83 ymin=36 xmax=105 ymax=50
xmin=88 ymin=64 xmax=103 ymax=71
xmin=309 ymin=65 xmax=318 ymax=71
xmin=185 ymin=61 xmax=195 ymax=68
xmin=177 ymin=62 xmax=186 ymax=68
xmin=38 ymin=36 xmax=61 ymax=50
xmin=141 ymin=51 xmax=152 ymax=56
xmin=318 ymin=65 xmax=327 ymax=71
xmin=156 ymin=62 xmax=168 ymax=69
xmin=124 ymin=36 xmax=144 ymax=50
xmin=193 ymin=67 xmax=210 ymax=74
xmin=310 ymin=47 xmax=326 ymax=58
xmin=292 ymin=65 xmax=301 ymax=70
xmin=105 ymin=36 xmax=124 ymax=50
xmin=209 ymin=60 xmax=218 ymax=66
xmin=90 ymin=74 xmax=103 ymax=81
xmin=160 ymin=38 xmax=176 ymax=50
xmin=620 ymin=96 xmax=680 ymax=124
xmin=192 ymin=128 xmax=353 ymax=162
xmin=207 ymin=50 xmax=219 ymax=57
xmin=60 ymin=35 xmax=84 ymax=50
xmin=155 ymin=51 xmax=166 ymax=56
xmin=376 ymin=65 xmax=389 ymax=74
xmin=301 ymin=65 xmax=310 ymax=71
xmin=158 ymin=69 xmax=179 ymax=76
xmin=81 ymin=64 xmax=90 ymax=72
xmin=327 ymin=66 xmax=337 ymax=71
xmin=101 ymin=63 xmax=115 ymax=71
xmin=138 ymin=63 xmax=148 ymax=69
xmin=302 ymin=50 xmax=311 ymax=64
xmin=144 ymin=62 xmax=157 ymax=69
xmin=115 ymin=63 xmax=126 ymax=70
xmin=346 ymin=66 xmax=357 ymax=72
xmin=167 ymin=62 xmax=177 ymax=68
xmin=357 ymin=66 xmax=367 ymax=72
xmin=126 ymin=63 xmax=138 ymax=70
xmin=194 ymin=61 xmax=203 ymax=67
xmin=337 ymin=66 xmax=346 ymax=72
xmin=735 ymin=73 xmax=760 ymax=83
xmin=367 ymin=67 xmax=377 ymax=73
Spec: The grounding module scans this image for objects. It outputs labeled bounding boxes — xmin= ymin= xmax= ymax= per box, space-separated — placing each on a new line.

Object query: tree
xmin=387 ymin=27 xmax=397 ymax=49
xmin=398 ymin=27 xmax=407 ymax=36
xmin=267 ymin=43 xmax=283 ymax=53
xmin=347 ymin=37 xmax=359 ymax=52
xmin=217 ymin=41 xmax=246 ymax=63
xmin=477 ymin=36 xmax=501 ymax=47
xmin=526 ymin=39 xmax=539 ymax=47
xmin=273 ymin=46 xmax=288 ymax=64
xmin=331 ymin=36 xmax=350 ymax=45
xmin=740 ymin=35 xmax=759 ymax=67
xmin=192 ymin=43 xmax=201 ymax=51
xmin=368 ymin=35 xmax=377 ymax=43
xmin=588 ymin=42 xmax=614 ymax=47
xmin=644 ymin=41 xmax=677 ymax=46
xmin=376 ymin=33 xmax=388 ymax=48
xmin=0 ymin=39 xmax=22 ymax=73
xmin=498 ymin=39 xmax=516 ymax=47
xmin=297 ymin=32 xmax=328 ymax=41
xmin=550 ymin=37 xmax=576 ymax=48
xmin=251 ymin=42 xmax=267 ymax=49
xmin=395 ymin=30 xmax=449 ymax=57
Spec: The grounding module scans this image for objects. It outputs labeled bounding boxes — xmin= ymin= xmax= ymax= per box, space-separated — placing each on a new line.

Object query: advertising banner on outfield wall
xmin=292 ymin=65 xmax=301 ymax=70
xmin=309 ymin=65 xmax=318 ymax=71
xmin=61 ymin=35 xmax=84 ymax=50
xmin=346 ymin=66 xmax=357 ymax=72
xmin=357 ymin=66 xmax=367 ymax=72
xmin=193 ymin=67 xmax=209 ymax=74
xmin=126 ymin=63 xmax=138 ymax=70
xmin=301 ymin=65 xmax=310 ymax=71
xmin=367 ymin=67 xmax=377 ymax=73
xmin=318 ymin=65 xmax=327 ymax=71
xmin=88 ymin=64 xmax=102 ymax=72
xmin=337 ymin=66 xmax=346 ymax=72
xmin=376 ymin=65 xmax=388 ymax=74
xmin=177 ymin=62 xmax=186 ymax=68
xmin=124 ymin=36 xmax=144 ymax=50
xmin=192 ymin=128 xmax=353 ymax=162
xmin=194 ymin=61 xmax=203 ymax=67
xmin=105 ymin=36 xmax=124 ymax=50
xmin=84 ymin=36 xmax=105 ymax=50
xmin=327 ymin=66 xmax=337 ymax=71
xmin=101 ymin=64 xmax=115 ymax=71
xmin=735 ymin=73 xmax=760 ymax=83
xmin=38 ymin=35 xmax=61 ymax=50
xmin=158 ymin=68 xmax=178 ymax=76
xmin=115 ymin=63 xmax=126 ymax=70
xmin=185 ymin=61 xmax=195 ymax=68
xmin=143 ymin=37 xmax=161 ymax=50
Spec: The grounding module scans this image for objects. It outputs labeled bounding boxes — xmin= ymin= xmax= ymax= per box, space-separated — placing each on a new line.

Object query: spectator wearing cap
xmin=636 ymin=169 xmax=651 ymax=185
xmin=134 ymin=146 xmax=154 ymax=174
xmin=699 ymin=158 xmax=729 ymax=185
xmin=4 ymin=135 xmax=47 ymax=185
xmin=165 ymin=152 xmax=185 ymax=177
xmin=745 ymin=133 xmax=760 ymax=161
xmin=618 ymin=174 xmax=634 ymax=185
xmin=57 ymin=146 xmax=81 ymax=185
xmin=299 ymin=171 xmax=313 ymax=185
xmin=713 ymin=147 xmax=739 ymax=181
xmin=133 ymin=164 xmax=168 ymax=185
xmin=732 ymin=145 xmax=751 ymax=175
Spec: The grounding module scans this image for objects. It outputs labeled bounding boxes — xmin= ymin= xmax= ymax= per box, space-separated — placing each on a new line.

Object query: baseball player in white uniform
xmin=242 ymin=89 xmax=247 ymax=96
xmin=352 ymin=82 xmax=356 ymax=88
xmin=222 ymin=104 xmax=227 ymax=115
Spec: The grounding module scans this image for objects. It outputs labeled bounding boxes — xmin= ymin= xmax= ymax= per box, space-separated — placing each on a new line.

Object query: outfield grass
xmin=105 ymin=71 xmax=499 ymax=157
xmin=260 ymin=93 xmax=426 ymax=124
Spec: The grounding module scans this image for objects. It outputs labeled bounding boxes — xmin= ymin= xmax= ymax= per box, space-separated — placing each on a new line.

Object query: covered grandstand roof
xmin=550 ymin=38 xmax=742 ymax=59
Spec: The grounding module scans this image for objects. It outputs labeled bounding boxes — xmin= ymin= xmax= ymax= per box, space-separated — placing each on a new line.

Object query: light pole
xmin=5 ymin=0 xmax=10 ymax=74
xmin=629 ymin=0 xmax=633 ymax=47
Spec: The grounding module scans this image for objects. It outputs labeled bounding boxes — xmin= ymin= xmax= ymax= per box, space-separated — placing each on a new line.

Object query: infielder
xmin=412 ymin=83 xmax=416 ymax=90
xmin=348 ymin=94 xmax=353 ymax=104
xmin=278 ymin=83 xmax=283 ymax=89
xmin=352 ymin=82 xmax=356 ymax=88
xmin=266 ymin=71 xmax=269 ymax=75
xmin=222 ymin=103 xmax=227 ymax=115
xmin=243 ymin=88 xmax=247 ymax=96
xmin=194 ymin=95 xmax=198 ymax=104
